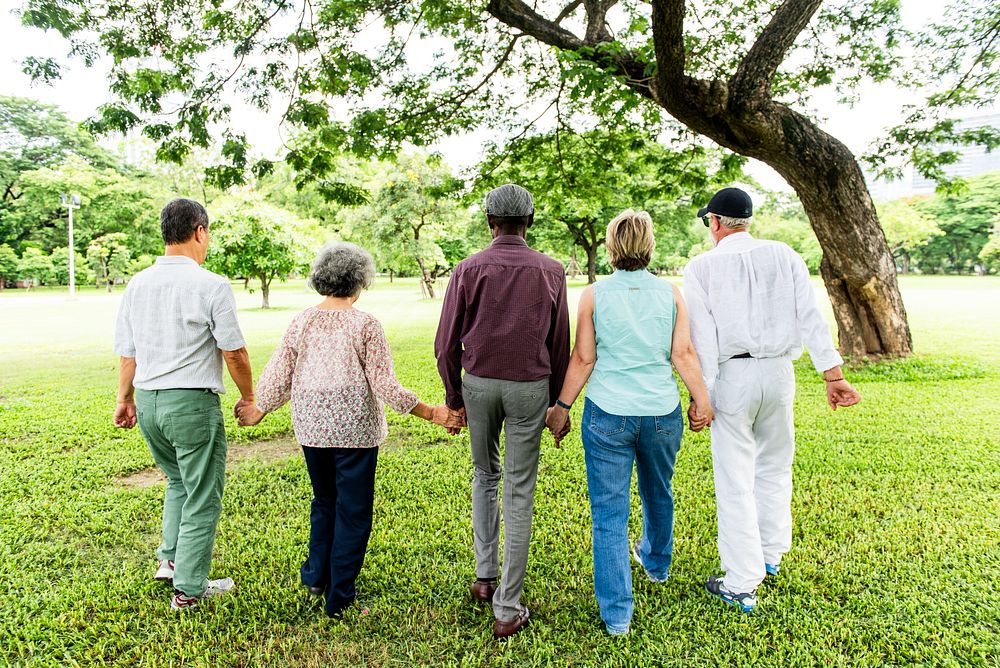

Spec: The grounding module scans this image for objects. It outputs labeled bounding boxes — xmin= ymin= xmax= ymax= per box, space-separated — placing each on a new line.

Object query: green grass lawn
xmin=1 ymin=275 xmax=998 ymax=666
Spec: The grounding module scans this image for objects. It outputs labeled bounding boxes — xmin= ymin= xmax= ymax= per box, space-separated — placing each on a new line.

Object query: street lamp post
xmin=61 ymin=193 xmax=81 ymax=299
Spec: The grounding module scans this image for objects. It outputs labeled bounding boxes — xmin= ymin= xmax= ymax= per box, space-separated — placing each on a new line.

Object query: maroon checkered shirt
xmin=434 ymin=235 xmax=570 ymax=410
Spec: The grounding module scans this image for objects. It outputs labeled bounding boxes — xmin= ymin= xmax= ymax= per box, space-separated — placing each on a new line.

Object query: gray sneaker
xmin=171 ymin=578 xmax=235 ymax=610
xmin=631 ymin=541 xmax=668 ymax=583
xmin=153 ymin=559 xmax=174 ymax=582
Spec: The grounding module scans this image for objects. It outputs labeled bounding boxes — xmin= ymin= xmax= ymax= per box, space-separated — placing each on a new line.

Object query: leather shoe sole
xmin=493 ymin=607 xmax=530 ymax=639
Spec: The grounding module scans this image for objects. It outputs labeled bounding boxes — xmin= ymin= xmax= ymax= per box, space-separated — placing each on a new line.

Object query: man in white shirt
xmin=113 ymin=198 xmax=256 ymax=610
xmin=683 ymin=187 xmax=861 ymax=612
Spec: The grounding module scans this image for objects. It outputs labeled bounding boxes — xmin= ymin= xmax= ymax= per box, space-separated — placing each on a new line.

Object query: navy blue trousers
xmin=300 ymin=446 xmax=378 ymax=617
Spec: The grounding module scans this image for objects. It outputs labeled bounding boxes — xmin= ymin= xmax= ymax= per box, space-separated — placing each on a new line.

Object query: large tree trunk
xmin=764 ymin=120 xmax=912 ymax=358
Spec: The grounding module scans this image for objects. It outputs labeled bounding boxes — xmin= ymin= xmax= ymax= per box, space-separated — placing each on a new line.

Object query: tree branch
xmin=555 ymin=1 xmax=583 ymax=25
xmin=651 ymin=0 xmax=687 ymax=86
xmin=488 ymin=0 xmax=655 ymax=100
xmin=730 ymin=0 xmax=823 ymax=102
xmin=583 ymin=0 xmax=618 ymax=44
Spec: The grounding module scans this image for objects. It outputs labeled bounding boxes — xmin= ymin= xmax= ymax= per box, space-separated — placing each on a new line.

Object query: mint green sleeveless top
xmin=586 ymin=270 xmax=680 ymax=417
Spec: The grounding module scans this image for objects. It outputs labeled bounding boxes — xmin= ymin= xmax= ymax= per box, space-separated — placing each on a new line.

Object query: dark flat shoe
xmin=494 ymin=606 xmax=530 ymax=639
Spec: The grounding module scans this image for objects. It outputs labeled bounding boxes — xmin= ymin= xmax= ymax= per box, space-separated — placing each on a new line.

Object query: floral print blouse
xmin=255 ymin=307 xmax=419 ymax=448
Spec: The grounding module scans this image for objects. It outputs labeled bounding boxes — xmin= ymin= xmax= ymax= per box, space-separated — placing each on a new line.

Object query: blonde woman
xmin=545 ymin=210 xmax=714 ymax=635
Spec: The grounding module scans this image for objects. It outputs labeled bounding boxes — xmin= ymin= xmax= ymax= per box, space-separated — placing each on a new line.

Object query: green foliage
xmin=912 ymin=171 xmax=1000 ymax=273
xmin=21 ymin=0 xmax=993 ymax=197
xmin=86 ymin=232 xmax=131 ymax=292
xmin=478 ymin=129 xmax=746 ymax=281
xmin=749 ymin=194 xmax=823 ymax=273
xmin=0 ymin=244 xmax=17 ymax=287
xmin=15 ymin=246 xmax=53 ymax=285
xmin=0 ymin=95 xmax=114 ymax=202
xmin=348 ymin=153 xmax=466 ymax=297
xmin=979 ymin=220 xmax=1000 ymax=271
xmin=50 ymin=247 xmax=91 ymax=286
xmin=205 ymin=199 xmax=312 ymax=308
xmin=4 ymin=155 xmax=163 ymax=257
xmin=876 ymin=198 xmax=942 ymax=272
xmin=870 ymin=1 xmax=1000 ymax=186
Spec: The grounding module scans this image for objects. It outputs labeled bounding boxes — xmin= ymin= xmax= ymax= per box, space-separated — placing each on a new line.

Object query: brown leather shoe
xmin=493 ymin=607 xmax=530 ymax=639
xmin=470 ymin=578 xmax=498 ymax=604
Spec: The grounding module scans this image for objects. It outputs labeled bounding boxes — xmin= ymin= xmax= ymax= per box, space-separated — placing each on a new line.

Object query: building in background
xmin=866 ymin=112 xmax=1000 ymax=202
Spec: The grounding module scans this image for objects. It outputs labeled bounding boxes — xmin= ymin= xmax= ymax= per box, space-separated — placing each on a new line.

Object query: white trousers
xmin=710 ymin=356 xmax=796 ymax=593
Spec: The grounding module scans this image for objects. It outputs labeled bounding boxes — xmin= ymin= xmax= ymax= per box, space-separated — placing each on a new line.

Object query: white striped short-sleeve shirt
xmin=114 ymin=256 xmax=246 ymax=394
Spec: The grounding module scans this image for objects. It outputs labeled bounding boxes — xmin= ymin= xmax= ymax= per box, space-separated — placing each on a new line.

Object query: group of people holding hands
xmin=113 ymin=184 xmax=860 ymax=638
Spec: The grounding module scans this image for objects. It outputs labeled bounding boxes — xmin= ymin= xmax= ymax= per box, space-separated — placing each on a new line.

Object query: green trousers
xmin=135 ymin=389 xmax=228 ymax=597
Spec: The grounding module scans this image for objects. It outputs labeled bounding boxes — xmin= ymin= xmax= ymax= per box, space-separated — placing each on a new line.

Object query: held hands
xmin=235 ymin=398 xmax=266 ymax=426
xmin=431 ymin=405 xmax=466 ymax=435
xmin=545 ymin=406 xmax=572 ymax=447
xmin=687 ymin=398 xmax=714 ymax=432
xmin=113 ymin=401 xmax=137 ymax=429
xmin=826 ymin=379 xmax=861 ymax=411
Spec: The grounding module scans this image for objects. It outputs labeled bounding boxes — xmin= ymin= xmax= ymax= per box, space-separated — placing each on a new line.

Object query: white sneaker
xmin=171 ymin=577 xmax=235 ymax=610
xmin=631 ymin=541 xmax=669 ymax=583
xmin=154 ymin=559 xmax=174 ymax=582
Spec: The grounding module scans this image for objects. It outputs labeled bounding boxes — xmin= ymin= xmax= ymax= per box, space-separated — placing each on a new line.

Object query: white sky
xmin=0 ymin=1 xmax=989 ymax=191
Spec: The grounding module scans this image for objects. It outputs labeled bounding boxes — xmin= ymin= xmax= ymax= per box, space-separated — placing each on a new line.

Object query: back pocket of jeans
xmin=589 ymin=403 xmax=626 ymax=435
xmin=165 ymin=411 xmax=214 ymax=449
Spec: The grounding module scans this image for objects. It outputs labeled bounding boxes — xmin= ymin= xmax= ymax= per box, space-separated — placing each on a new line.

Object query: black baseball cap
xmin=697 ymin=187 xmax=753 ymax=221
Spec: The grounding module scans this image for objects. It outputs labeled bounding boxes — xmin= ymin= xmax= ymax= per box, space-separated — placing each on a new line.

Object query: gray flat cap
xmin=484 ymin=183 xmax=534 ymax=216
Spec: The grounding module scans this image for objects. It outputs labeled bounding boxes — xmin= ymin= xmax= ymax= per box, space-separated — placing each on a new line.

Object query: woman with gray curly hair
xmin=237 ymin=241 xmax=460 ymax=618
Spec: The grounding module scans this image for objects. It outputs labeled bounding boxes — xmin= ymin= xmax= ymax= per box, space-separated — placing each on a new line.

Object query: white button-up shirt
xmin=114 ymin=256 xmax=246 ymax=393
xmin=683 ymin=232 xmax=844 ymax=390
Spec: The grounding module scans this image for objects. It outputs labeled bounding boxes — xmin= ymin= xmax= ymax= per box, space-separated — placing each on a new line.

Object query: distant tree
xmin=369 ymin=154 xmax=465 ymax=298
xmin=0 ymin=96 xmax=115 ymax=228
xmin=0 ymin=244 xmax=18 ymax=289
xmin=914 ymin=171 xmax=1000 ymax=274
xmin=87 ymin=233 xmax=132 ymax=292
xmin=205 ymin=199 xmax=310 ymax=309
xmin=50 ymin=247 xmax=91 ymax=286
xmin=17 ymin=247 xmax=55 ymax=286
xmin=979 ymin=220 xmax=1000 ymax=273
xmin=480 ymin=128 xmax=744 ymax=283
xmin=876 ymin=200 xmax=942 ymax=274
xmin=7 ymin=156 xmax=162 ymax=257
xmin=753 ymin=194 xmax=823 ymax=273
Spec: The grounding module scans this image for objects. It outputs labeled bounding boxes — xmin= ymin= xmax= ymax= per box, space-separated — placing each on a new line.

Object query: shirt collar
xmin=156 ymin=255 xmax=200 ymax=266
xmin=715 ymin=231 xmax=753 ymax=249
xmin=491 ymin=235 xmax=528 ymax=247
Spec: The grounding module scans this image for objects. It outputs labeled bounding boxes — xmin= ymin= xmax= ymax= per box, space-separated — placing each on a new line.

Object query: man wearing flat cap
xmin=683 ymin=187 xmax=861 ymax=613
xmin=434 ymin=183 xmax=570 ymax=639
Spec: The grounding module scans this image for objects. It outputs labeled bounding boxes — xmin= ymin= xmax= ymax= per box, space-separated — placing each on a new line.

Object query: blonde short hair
xmin=606 ymin=209 xmax=656 ymax=270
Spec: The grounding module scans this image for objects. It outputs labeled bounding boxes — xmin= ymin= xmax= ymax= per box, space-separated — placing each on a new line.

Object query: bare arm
xmin=114 ymin=356 xmax=137 ymax=429
xmin=545 ymin=286 xmax=596 ymax=442
xmin=222 ymin=347 xmax=255 ymax=402
xmin=670 ymin=285 xmax=714 ymax=430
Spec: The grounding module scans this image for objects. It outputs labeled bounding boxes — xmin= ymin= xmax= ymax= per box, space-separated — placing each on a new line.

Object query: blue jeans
xmin=582 ymin=398 xmax=683 ymax=634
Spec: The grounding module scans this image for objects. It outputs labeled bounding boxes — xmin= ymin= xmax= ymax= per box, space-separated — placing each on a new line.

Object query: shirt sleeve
xmin=790 ymin=251 xmax=845 ymax=373
xmin=209 ymin=283 xmax=247 ymax=352
xmin=683 ymin=261 xmax=720 ymax=392
xmin=363 ymin=319 xmax=419 ymax=415
xmin=546 ymin=273 xmax=571 ymax=407
xmin=255 ymin=316 xmax=301 ymax=414
xmin=434 ymin=268 xmax=466 ymax=410
xmin=113 ymin=284 xmax=136 ymax=357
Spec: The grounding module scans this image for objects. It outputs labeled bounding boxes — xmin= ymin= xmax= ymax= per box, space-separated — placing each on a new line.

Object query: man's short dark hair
xmin=487 ymin=214 xmax=533 ymax=235
xmin=160 ymin=198 xmax=209 ymax=245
